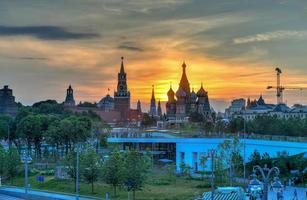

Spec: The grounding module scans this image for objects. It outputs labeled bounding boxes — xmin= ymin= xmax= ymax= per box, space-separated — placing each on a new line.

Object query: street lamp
xmin=75 ymin=143 xmax=80 ymax=200
xmin=272 ymin=177 xmax=283 ymax=200
xmin=21 ymin=150 xmax=32 ymax=200
xmin=208 ymin=149 xmax=216 ymax=200
xmin=248 ymin=172 xmax=263 ymax=199
xmin=250 ymin=165 xmax=281 ymax=200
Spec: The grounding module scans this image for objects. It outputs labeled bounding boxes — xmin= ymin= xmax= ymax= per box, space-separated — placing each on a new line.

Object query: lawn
xmin=4 ymin=167 xmax=210 ymax=200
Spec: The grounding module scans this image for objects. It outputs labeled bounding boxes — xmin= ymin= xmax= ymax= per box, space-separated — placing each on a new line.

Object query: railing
xmin=109 ymin=129 xmax=307 ymax=143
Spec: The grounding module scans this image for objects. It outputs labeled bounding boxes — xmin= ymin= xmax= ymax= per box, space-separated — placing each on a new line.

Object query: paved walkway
xmin=0 ymin=194 xmax=24 ymax=200
xmin=0 ymin=187 xmax=99 ymax=200
xmin=268 ymin=186 xmax=306 ymax=200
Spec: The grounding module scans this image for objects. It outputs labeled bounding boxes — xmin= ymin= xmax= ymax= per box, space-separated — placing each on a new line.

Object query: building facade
xmin=166 ymin=62 xmax=211 ymax=122
xmin=64 ymin=85 xmax=75 ymax=107
xmin=114 ymin=57 xmax=131 ymax=121
xmin=65 ymin=57 xmax=142 ymax=125
xmin=0 ymin=85 xmax=18 ymax=116
xmin=230 ymin=95 xmax=307 ymax=120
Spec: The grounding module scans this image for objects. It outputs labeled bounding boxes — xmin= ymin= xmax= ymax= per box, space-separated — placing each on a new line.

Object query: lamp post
xmin=21 ymin=150 xmax=32 ymax=200
xmin=243 ymin=117 xmax=246 ymax=184
xmin=208 ymin=149 xmax=216 ymax=200
xmin=249 ymin=165 xmax=283 ymax=200
xmin=272 ymin=177 xmax=283 ymax=200
xmin=75 ymin=143 xmax=80 ymax=200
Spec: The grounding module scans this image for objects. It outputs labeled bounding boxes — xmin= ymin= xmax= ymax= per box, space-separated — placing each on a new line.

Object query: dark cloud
xmin=118 ymin=42 xmax=143 ymax=52
xmin=19 ymin=57 xmax=48 ymax=60
xmin=0 ymin=25 xmax=99 ymax=40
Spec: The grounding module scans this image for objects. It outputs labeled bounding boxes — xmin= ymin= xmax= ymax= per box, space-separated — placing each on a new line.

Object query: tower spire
xmin=120 ymin=56 xmax=125 ymax=73
xmin=151 ymin=84 xmax=155 ymax=99
xmin=149 ymin=84 xmax=157 ymax=116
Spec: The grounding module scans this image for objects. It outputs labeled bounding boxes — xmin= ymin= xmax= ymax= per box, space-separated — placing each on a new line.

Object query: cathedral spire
xmin=137 ymin=99 xmax=142 ymax=113
xmin=151 ymin=84 xmax=155 ymax=99
xmin=149 ymin=85 xmax=157 ymax=116
xmin=157 ymin=99 xmax=162 ymax=117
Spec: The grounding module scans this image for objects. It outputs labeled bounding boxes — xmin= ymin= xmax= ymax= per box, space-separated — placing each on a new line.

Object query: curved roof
xmin=196 ymin=85 xmax=207 ymax=97
xmin=191 ymin=89 xmax=197 ymax=100
xmin=167 ymin=87 xmax=175 ymax=97
xmin=176 ymin=87 xmax=186 ymax=98
xmin=98 ymin=94 xmax=114 ymax=105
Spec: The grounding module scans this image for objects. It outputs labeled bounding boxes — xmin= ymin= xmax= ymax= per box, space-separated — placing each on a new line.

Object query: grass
xmin=3 ymin=167 xmax=210 ymax=200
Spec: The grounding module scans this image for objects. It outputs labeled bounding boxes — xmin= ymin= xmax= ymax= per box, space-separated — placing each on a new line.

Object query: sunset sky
xmin=1 ymin=0 xmax=307 ymax=112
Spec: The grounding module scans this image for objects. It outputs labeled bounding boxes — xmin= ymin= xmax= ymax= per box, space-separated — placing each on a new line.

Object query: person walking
xmin=292 ymin=189 xmax=298 ymax=200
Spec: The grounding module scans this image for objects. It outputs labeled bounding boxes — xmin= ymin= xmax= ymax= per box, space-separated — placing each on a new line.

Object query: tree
xmin=17 ymin=114 xmax=43 ymax=158
xmin=0 ymin=115 xmax=13 ymax=142
xmin=6 ymin=147 xmax=20 ymax=184
xmin=0 ymin=145 xmax=6 ymax=181
xmin=91 ymin=120 xmax=111 ymax=152
xmin=141 ymin=113 xmax=156 ymax=127
xmin=81 ymin=148 xmax=101 ymax=194
xmin=102 ymin=150 xmax=124 ymax=196
xmin=124 ymin=150 xmax=150 ymax=200
xmin=249 ymin=150 xmax=261 ymax=165
xmin=199 ymin=155 xmax=208 ymax=180
xmin=64 ymin=150 xmax=78 ymax=192
xmin=217 ymin=137 xmax=242 ymax=185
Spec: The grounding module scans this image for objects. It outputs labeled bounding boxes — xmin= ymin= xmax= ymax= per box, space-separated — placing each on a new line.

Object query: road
xmin=0 ymin=194 xmax=24 ymax=200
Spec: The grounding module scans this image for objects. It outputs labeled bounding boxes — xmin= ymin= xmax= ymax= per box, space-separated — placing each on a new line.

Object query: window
xmin=192 ymin=152 xmax=198 ymax=171
xmin=180 ymin=152 xmax=185 ymax=163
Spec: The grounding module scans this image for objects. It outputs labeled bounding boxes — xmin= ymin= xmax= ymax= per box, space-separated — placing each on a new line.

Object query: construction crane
xmin=267 ymin=67 xmax=307 ymax=104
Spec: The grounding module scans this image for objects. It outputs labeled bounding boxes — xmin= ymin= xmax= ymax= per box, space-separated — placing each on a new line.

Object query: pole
xmin=263 ymin=177 xmax=268 ymax=200
xmin=243 ymin=118 xmax=246 ymax=184
xmin=210 ymin=150 xmax=215 ymax=200
xmin=7 ymin=123 xmax=10 ymax=149
xmin=25 ymin=150 xmax=29 ymax=200
xmin=76 ymin=143 xmax=79 ymax=200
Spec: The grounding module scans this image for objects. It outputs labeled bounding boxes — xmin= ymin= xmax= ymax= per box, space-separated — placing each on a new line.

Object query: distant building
xmin=97 ymin=93 xmax=114 ymax=111
xmin=149 ymin=85 xmax=157 ymax=117
xmin=65 ymin=57 xmax=142 ymax=126
xmin=114 ymin=57 xmax=131 ymax=121
xmin=231 ymin=95 xmax=307 ymax=120
xmin=166 ymin=62 xmax=211 ymax=122
xmin=137 ymin=100 xmax=142 ymax=113
xmin=225 ymin=98 xmax=246 ymax=118
xmin=157 ymin=100 xmax=162 ymax=118
xmin=0 ymin=85 xmax=18 ymax=116
xmin=64 ymin=85 xmax=75 ymax=107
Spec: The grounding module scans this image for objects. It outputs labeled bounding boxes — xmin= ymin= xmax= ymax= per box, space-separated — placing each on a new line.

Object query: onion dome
xmin=167 ymin=86 xmax=175 ymax=97
xmin=197 ymin=83 xmax=207 ymax=97
xmin=191 ymin=88 xmax=197 ymax=101
xmin=176 ymin=87 xmax=186 ymax=98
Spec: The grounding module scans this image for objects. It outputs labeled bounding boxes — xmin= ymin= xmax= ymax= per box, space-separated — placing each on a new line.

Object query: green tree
xmin=6 ymin=147 xmax=20 ymax=184
xmin=102 ymin=150 xmax=124 ymax=196
xmin=81 ymin=148 xmax=101 ymax=194
xmin=199 ymin=155 xmax=208 ymax=180
xmin=124 ymin=150 xmax=150 ymax=200
xmin=0 ymin=115 xmax=13 ymax=142
xmin=64 ymin=150 xmax=78 ymax=192
xmin=17 ymin=114 xmax=43 ymax=158
xmin=0 ymin=145 xmax=6 ymax=182
xmin=217 ymin=137 xmax=242 ymax=185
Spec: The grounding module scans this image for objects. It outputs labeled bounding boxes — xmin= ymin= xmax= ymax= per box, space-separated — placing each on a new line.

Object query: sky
xmin=1 ymin=0 xmax=307 ymax=112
